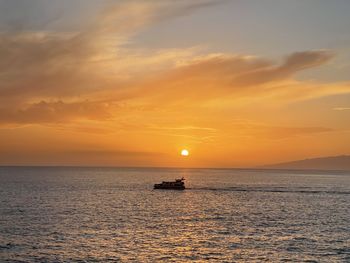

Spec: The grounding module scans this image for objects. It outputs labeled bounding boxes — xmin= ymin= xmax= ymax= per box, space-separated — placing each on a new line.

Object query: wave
xmin=187 ymin=187 xmax=350 ymax=195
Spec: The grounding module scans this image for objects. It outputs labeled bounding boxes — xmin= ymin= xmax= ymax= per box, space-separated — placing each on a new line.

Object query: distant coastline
xmin=259 ymin=155 xmax=350 ymax=171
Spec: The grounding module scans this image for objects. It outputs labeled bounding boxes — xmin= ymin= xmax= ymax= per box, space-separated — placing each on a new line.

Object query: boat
xmin=154 ymin=177 xmax=185 ymax=190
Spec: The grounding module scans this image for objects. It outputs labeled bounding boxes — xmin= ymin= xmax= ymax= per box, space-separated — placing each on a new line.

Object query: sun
xmin=181 ymin=149 xmax=189 ymax=156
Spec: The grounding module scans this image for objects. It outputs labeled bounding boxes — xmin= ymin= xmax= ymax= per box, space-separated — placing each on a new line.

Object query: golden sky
xmin=0 ymin=0 xmax=349 ymax=167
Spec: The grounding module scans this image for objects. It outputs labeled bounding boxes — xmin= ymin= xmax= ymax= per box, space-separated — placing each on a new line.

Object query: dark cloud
xmin=161 ymin=50 xmax=333 ymax=88
xmin=231 ymin=50 xmax=334 ymax=86
xmin=0 ymin=32 xmax=94 ymax=99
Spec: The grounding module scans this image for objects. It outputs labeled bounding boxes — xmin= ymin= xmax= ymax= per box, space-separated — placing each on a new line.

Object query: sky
xmin=0 ymin=0 xmax=349 ymax=167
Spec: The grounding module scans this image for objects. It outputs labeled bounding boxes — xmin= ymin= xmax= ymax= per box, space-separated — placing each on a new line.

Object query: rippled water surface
xmin=1 ymin=167 xmax=349 ymax=262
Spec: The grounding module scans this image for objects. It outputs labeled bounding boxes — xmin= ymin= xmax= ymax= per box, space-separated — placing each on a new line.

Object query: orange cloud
xmin=126 ymin=51 xmax=345 ymax=107
xmin=333 ymin=107 xmax=350 ymax=111
xmin=0 ymin=100 xmax=112 ymax=124
xmin=0 ymin=1 xmax=349 ymax=166
xmin=225 ymin=120 xmax=335 ymax=140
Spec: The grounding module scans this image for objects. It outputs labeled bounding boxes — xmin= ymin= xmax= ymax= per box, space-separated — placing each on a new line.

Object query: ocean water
xmin=0 ymin=167 xmax=349 ymax=262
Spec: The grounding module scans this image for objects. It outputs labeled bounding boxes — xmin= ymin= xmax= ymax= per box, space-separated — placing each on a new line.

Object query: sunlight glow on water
xmin=0 ymin=167 xmax=349 ymax=262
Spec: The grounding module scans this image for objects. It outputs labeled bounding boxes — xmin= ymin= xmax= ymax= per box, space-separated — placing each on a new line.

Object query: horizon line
xmin=0 ymin=165 xmax=349 ymax=173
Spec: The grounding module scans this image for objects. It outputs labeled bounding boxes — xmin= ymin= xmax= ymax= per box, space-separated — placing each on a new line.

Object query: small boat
xmin=154 ymin=177 xmax=185 ymax=190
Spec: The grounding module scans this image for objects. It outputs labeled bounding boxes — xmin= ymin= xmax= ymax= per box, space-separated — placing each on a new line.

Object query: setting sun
xmin=1 ymin=1 xmax=350 ymax=262
xmin=181 ymin=149 xmax=189 ymax=156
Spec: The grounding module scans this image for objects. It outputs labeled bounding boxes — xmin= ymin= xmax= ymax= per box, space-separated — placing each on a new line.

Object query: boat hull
xmin=154 ymin=184 xmax=185 ymax=190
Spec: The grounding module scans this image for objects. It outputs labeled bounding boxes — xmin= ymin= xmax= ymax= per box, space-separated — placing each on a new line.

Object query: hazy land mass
xmin=260 ymin=155 xmax=350 ymax=171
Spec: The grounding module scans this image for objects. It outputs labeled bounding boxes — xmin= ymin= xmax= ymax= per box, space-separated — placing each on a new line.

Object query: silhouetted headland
xmin=260 ymin=155 xmax=350 ymax=171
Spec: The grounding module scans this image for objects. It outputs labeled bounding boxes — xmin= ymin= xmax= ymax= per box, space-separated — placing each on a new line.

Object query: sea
xmin=0 ymin=167 xmax=349 ymax=262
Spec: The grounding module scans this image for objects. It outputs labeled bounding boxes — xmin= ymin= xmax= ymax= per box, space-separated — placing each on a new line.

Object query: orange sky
xmin=0 ymin=0 xmax=349 ymax=167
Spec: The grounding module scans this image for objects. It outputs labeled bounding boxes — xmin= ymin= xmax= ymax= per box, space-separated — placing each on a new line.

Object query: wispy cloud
xmin=224 ymin=119 xmax=335 ymax=140
xmin=0 ymin=100 xmax=113 ymax=124
xmin=149 ymin=125 xmax=217 ymax=132
xmin=333 ymin=107 xmax=350 ymax=111
xmin=128 ymin=51 xmax=348 ymax=106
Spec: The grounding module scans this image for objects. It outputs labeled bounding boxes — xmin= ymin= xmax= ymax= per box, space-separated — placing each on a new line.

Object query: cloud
xmin=225 ymin=119 xmax=335 ymax=140
xmin=0 ymin=0 xmax=349 ymax=128
xmin=232 ymin=50 xmax=334 ymax=86
xmin=166 ymin=50 xmax=334 ymax=87
xmin=262 ymin=126 xmax=334 ymax=139
xmin=0 ymin=48 xmax=348 ymax=125
xmin=0 ymin=32 xmax=101 ymax=100
xmin=0 ymin=0 xmax=223 ymax=106
xmin=145 ymin=125 xmax=218 ymax=143
xmin=129 ymin=50 xmax=341 ymax=105
xmin=0 ymin=148 xmax=166 ymax=166
xmin=148 ymin=125 xmax=217 ymax=132
xmin=333 ymin=107 xmax=350 ymax=111
xmin=0 ymin=100 xmax=112 ymax=124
